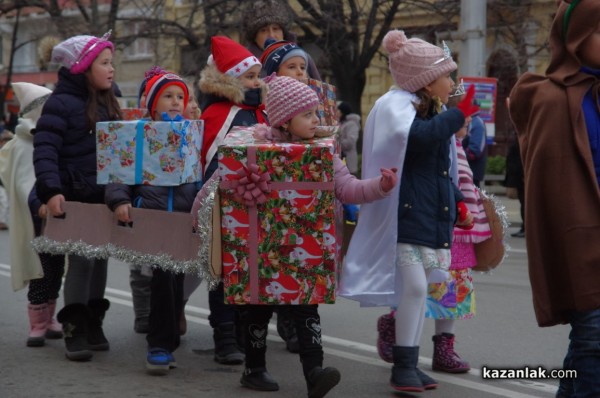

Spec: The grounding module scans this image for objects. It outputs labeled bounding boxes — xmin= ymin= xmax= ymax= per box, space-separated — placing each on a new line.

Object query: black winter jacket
xmin=33 ymin=67 xmax=110 ymax=204
xmin=104 ymin=182 xmax=200 ymax=214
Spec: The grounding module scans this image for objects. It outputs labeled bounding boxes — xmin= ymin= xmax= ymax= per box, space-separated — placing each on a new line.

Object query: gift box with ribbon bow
xmin=218 ymin=126 xmax=340 ymax=305
xmin=96 ymin=119 xmax=203 ymax=186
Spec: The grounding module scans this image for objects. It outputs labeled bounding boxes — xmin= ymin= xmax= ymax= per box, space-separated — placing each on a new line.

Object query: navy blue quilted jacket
xmin=397 ymin=107 xmax=465 ymax=249
xmin=33 ymin=67 xmax=111 ymax=204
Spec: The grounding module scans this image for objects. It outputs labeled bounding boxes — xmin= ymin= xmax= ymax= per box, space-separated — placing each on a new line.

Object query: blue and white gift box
xmin=96 ymin=119 xmax=203 ymax=186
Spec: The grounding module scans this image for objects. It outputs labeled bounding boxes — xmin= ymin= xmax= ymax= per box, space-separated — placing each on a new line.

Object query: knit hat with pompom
xmin=260 ymin=38 xmax=308 ymax=76
xmin=138 ymin=66 xmax=166 ymax=106
xmin=265 ymin=75 xmax=319 ymax=128
xmin=51 ymin=31 xmax=114 ymax=74
xmin=144 ymin=70 xmax=189 ymax=118
xmin=383 ymin=30 xmax=457 ymax=93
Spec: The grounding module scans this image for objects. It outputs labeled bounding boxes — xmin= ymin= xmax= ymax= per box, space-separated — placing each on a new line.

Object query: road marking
xmin=1 ymin=263 xmax=553 ymax=397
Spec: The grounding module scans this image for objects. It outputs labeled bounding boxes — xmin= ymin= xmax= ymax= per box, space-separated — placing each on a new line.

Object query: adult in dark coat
xmin=509 ymin=1 xmax=600 ymax=396
xmin=241 ymin=0 xmax=321 ymax=80
xmin=504 ymin=135 xmax=524 ymax=237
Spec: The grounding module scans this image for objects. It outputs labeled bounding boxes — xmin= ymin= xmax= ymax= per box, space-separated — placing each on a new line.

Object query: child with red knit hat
xmin=104 ymin=70 xmax=199 ymax=375
xmin=219 ymin=75 xmax=397 ymax=397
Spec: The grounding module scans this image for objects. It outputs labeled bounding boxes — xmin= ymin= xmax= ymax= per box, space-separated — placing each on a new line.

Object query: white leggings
xmin=394 ymin=257 xmax=431 ymax=347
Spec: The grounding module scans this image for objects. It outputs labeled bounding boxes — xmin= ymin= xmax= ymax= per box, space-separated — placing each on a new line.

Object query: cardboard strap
xmin=135 ymin=120 xmax=145 ymax=185
xmin=221 ymin=146 xmax=334 ymax=304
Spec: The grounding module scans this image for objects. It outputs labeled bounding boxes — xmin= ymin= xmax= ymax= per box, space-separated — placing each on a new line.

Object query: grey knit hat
xmin=242 ymin=0 xmax=292 ymax=44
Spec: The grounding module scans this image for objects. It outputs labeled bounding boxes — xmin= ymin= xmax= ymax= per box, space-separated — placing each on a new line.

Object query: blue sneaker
xmin=146 ymin=348 xmax=176 ymax=375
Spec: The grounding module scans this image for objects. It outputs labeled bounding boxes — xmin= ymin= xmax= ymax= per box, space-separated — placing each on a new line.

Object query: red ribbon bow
xmin=231 ymin=164 xmax=272 ymax=206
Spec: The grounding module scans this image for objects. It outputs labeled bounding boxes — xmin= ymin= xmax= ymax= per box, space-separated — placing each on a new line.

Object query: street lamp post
xmin=459 ymin=0 xmax=487 ymax=77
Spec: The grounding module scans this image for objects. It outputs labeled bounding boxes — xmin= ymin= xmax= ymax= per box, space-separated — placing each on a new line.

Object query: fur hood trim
xmin=199 ymin=64 xmax=267 ymax=105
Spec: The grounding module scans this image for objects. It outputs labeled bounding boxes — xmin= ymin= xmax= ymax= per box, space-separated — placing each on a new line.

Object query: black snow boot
xmin=87 ymin=299 xmax=110 ymax=351
xmin=306 ymin=366 xmax=341 ymax=398
xmin=213 ymin=322 xmax=245 ymax=364
xmin=56 ymin=303 xmax=93 ymax=361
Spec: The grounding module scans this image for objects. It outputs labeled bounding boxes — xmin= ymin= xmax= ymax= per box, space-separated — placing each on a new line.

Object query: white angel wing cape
xmin=338 ymin=88 xmax=416 ymax=306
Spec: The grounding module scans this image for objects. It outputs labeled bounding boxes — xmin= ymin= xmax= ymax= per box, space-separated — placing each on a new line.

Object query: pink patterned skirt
xmin=425 ymin=242 xmax=476 ymax=320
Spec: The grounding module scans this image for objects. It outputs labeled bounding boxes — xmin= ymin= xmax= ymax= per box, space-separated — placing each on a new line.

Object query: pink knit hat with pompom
xmin=383 ymin=30 xmax=457 ymax=93
xmin=51 ymin=31 xmax=114 ymax=74
xmin=265 ymin=75 xmax=319 ymax=128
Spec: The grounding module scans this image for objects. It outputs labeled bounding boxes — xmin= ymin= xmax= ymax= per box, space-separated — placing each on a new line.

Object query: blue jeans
xmin=556 ymin=307 xmax=600 ymax=398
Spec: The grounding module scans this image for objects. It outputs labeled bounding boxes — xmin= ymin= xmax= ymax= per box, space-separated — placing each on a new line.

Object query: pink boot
xmin=432 ymin=333 xmax=470 ymax=373
xmin=376 ymin=310 xmax=395 ymax=363
xmin=46 ymin=299 xmax=63 ymax=339
xmin=27 ymin=303 xmax=49 ymax=347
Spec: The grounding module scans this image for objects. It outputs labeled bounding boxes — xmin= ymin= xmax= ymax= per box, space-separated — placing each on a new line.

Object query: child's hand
xmin=115 ymin=203 xmax=132 ymax=223
xmin=380 ymin=167 xmax=398 ymax=193
xmin=38 ymin=204 xmax=48 ymax=219
xmin=456 ymin=201 xmax=474 ymax=230
xmin=457 ymin=85 xmax=479 ymax=118
xmin=47 ymin=194 xmax=65 ymax=217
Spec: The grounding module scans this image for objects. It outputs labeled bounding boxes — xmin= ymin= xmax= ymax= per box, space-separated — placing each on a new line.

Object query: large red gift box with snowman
xmin=218 ymin=127 xmax=340 ymax=305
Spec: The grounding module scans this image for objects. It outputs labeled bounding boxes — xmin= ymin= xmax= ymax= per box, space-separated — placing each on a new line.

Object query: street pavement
xmin=0 ymin=194 xmax=568 ymax=398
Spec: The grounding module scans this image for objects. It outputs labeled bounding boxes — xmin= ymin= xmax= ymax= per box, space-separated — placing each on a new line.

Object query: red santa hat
xmin=209 ymin=36 xmax=261 ymax=77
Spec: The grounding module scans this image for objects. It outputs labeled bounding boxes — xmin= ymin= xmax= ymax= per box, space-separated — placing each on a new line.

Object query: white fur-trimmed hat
xmin=209 ymin=36 xmax=261 ymax=77
xmin=12 ymin=82 xmax=52 ymax=121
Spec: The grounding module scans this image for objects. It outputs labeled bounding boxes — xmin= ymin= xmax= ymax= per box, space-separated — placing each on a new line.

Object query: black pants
xmin=208 ymin=282 xmax=237 ymax=328
xmin=28 ymin=253 xmax=65 ymax=304
xmin=243 ymin=304 xmax=323 ymax=378
xmin=146 ymin=268 xmax=184 ymax=352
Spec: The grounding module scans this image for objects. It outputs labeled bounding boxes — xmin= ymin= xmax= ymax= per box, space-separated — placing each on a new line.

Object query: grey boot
xmin=390 ymin=346 xmax=424 ymax=392
xmin=87 ymin=299 xmax=110 ymax=351
xmin=56 ymin=303 xmax=93 ymax=361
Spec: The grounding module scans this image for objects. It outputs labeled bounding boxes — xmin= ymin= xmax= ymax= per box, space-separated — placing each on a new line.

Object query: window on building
xmin=122 ymin=22 xmax=152 ymax=59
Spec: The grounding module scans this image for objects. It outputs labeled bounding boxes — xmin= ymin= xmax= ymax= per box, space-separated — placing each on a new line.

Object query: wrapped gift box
xmin=121 ymin=108 xmax=147 ymax=121
xmin=96 ymin=120 xmax=203 ymax=186
xmin=306 ymin=78 xmax=339 ymax=127
xmin=218 ymin=127 xmax=340 ymax=305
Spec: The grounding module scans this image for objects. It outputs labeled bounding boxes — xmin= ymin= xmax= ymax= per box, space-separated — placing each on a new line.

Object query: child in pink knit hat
xmin=51 ymin=31 xmax=115 ymax=75
xmin=32 ymin=31 xmax=122 ymax=362
xmin=339 ymin=30 xmax=479 ymax=393
xmin=226 ymin=75 xmax=397 ymax=397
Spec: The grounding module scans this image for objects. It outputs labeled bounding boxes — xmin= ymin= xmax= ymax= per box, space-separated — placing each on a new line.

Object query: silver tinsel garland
xmin=32 ymin=212 xmax=221 ymax=290
xmin=195 ymin=174 xmax=222 ymax=290
xmin=477 ymin=189 xmax=511 ymax=273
